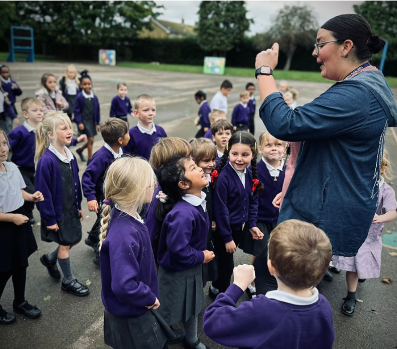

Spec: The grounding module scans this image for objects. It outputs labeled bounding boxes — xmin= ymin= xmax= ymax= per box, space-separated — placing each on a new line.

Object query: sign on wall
xmin=203 ymin=57 xmax=226 ymax=75
xmin=99 ymin=50 xmax=116 ymax=66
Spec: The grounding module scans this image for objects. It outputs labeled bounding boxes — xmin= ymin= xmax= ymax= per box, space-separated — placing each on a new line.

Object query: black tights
xmin=0 ymin=266 xmax=27 ymax=305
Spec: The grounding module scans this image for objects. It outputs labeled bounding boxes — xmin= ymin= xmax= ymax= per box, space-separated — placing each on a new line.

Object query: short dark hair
xmin=220 ymin=80 xmax=233 ymax=90
xmin=321 ymin=14 xmax=385 ymax=61
xmin=100 ymin=118 xmax=128 ymax=145
xmin=189 ymin=138 xmax=217 ymax=164
xmin=246 ymin=82 xmax=255 ymax=89
xmin=117 ymin=82 xmax=127 ymax=89
xmin=210 ymin=119 xmax=233 ymax=136
xmin=194 ymin=90 xmax=206 ymax=100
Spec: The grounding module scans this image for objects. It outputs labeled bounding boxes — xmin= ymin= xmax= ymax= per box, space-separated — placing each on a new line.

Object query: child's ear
xmin=133 ymin=109 xmax=139 ymax=117
xmin=22 ymin=111 xmax=28 ymax=119
xmin=267 ymin=260 xmax=276 ymax=276
xmin=117 ymin=137 xmax=123 ymax=145
xmin=212 ymin=134 xmax=216 ymax=142
xmin=258 ymin=146 xmax=263 ymax=155
xmin=178 ymin=180 xmax=190 ymax=190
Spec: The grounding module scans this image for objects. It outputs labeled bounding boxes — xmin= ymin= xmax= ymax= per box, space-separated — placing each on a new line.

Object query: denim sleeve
xmin=259 ymin=83 xmax=370 ymax=141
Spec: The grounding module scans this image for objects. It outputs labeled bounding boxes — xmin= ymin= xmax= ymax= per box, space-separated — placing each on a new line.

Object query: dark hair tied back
xmin=367 ymin=35 xmax=384 ymax=54
xmin=79 ymin=70 xmax=91 ymax=83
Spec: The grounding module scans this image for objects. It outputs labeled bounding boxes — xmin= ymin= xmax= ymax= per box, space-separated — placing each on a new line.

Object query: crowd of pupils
xmin=0 ymin=63 xmax=396 ymax=349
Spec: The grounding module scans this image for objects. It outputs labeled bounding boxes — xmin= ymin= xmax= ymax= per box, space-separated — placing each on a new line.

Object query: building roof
xmin=152 ymin=18 xmax=196 ymax=36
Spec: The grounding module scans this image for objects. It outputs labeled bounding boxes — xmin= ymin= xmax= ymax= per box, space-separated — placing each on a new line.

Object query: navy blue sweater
xmin=74 ymin=92 xmax=100 ymax=126
xmin=231 ymin=103 xmax=249 ymax=126
xmin=110 ymin=95 xmax=132 ymax=118
xmin=247 ymin=96 xmax=256 ymax=117
xmin=8 ymin=125 xmax=35 ymax=168
xmin=198 ymin=101 xmax=211 ymax=128
xmin=1 ymin=79 xmax=22 ymax=106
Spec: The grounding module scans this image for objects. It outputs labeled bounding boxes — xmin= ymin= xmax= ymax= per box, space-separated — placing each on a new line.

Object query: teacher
xmin=255 ymin=14 xmax=397 ymax=257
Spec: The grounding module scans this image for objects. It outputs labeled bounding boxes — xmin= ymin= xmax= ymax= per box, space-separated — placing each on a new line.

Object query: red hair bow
xmin=252 ymin=179 xmax=259 ymax=192
xmin=211 ymin=170 xmax=219 ymax=183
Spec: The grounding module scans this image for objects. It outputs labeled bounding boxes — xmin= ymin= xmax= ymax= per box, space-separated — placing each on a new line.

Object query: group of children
xmin=1 ymin=63 xmax=396 ymax=349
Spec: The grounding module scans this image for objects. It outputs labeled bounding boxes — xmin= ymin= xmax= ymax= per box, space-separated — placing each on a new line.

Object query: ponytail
xmin=212 ymin=144 xmax=230 ymax=188
xmin=35 ymin=122 xmax=49 ymax=163
xmin=99 ymin=204 xmax=111 ymax=251
xmin=251 ymin=155 xmax=264 ymax=194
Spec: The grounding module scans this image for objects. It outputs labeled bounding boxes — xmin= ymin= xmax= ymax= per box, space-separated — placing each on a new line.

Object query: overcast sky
xmin=156 ymin=1 xmax=363 ymax=35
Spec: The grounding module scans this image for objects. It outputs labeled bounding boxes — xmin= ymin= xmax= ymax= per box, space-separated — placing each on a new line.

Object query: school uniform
xmin=36 ymin=146 xmax=82 ymax=246
xmin=157 ymin=195 xmax=208 ymax=326
xmin=231 ymin=102 xmax=249 ymax=132
xmin=1 ymin=77 xmax=22 ymax=117
xmin=210 ymin=91 xmax=227 ymax=113
xmin=203 ymin=284 xmax=335 ymax=349
xmin=145 ymin=184 xmax=161 ymax=245
xmin=215 ymin=149 xmax=223 ymax=167
xmin=101 ymin=207 xmax=168 ymax=349
xmin=0 ymin=86 xmax=17 ymax=134
xmin=74 ymin=91 xmax=100 ymax=137
xmin=247 ymin=95 xmax=256 ymax=135
xmin=110 ymin=95 xmax=132 ymax=123
xmin=213 ymin=163 xmax=258 ymax=292
xmin=82 ymin=144 xmax=122 ymax=244
xmin=203 ymin=128 xmax=212 ymax=140
xmin=122 ymin=122 xmax=167 ymax=161
xmin=59 ymin=77 xmax=80 ymax=119
xmin=36 ymin=88 xmax=69 ymax=114
xmin=195 ymin=100 xmax=211 ymax=138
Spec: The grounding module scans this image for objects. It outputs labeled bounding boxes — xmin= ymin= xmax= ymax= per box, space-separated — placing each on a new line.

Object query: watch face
xmin=261 ymin=66 xmax=271 ymax=74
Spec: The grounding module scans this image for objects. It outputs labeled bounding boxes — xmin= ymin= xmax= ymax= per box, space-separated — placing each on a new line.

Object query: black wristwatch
xmin=255 ymin=66 xmax=273 ymax=78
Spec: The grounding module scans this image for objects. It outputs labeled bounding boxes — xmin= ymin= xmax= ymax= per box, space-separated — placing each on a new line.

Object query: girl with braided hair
xmin=209 ymin=131 xmax=263 ymax=298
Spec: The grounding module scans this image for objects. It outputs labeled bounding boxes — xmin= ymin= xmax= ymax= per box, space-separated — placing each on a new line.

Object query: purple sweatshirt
xmin=110 ymin=95 xmax=133 ymax=118
xmin=35 ymin=149 xmax=82 ymax=226
xmin=8 ymin=125 xmax=35 ymax=168
xmin=203 ymin=284 xmax=335 ymax=349
xmin=73 ymin=92 xmax=101 ymax=126
xmin=1 ymin=79 xmax=22 ymax=107
xmin=231 ymin=103 xmax=249 ymax=127
xmin=145 ymin=185 xmax=161 ymax=244
xmin=101 ymin=208 xmax=158 ymax=317
xmin=204 ymin=129 xmax=212 ymax=139
xmin=247 ymin=96 xmax=256 ymax=117
xmin=157 ymin=200 xmax=208 ymax=271
xmin=198 ymin=101 xmax=211 ymax=128
xmin=214 ymin=164 xmax=258 ymax=243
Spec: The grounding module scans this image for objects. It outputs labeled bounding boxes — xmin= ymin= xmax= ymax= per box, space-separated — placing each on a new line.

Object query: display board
xmin=203 ymin=57 xmax=226 ymax=75
xmin=99 ymin=50 xmax=116 ymax=66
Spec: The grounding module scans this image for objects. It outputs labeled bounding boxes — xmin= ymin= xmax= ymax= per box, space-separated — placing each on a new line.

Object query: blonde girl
xmin=59 ymin=64 xmax=80 ymax=120
xmin=99 ymin=157 xmax=170 ymax=349
xmin=36 ymin=73 xmax=69 ymax=114
xmin=35 ymin=112 xmax=88 ymax=297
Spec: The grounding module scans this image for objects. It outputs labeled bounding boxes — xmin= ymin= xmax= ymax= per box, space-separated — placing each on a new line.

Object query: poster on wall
xmin=99 ymin=50 xmax=116 ymax=66
xmin=203 ymin=57 xmax=226 ymax=75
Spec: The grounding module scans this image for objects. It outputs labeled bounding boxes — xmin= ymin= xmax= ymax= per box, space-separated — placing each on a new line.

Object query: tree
xmin=0 ymin=2 xmax=19 ymax=51
xmin=265 ymin=5 xmax=318 ymax=70
xmin=196 ymin=1 xmax=252 ymax=57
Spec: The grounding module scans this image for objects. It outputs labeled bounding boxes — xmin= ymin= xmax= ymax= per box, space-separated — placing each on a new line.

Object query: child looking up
xmin=100 ymin=157 xmax=171 ymax=349
xmin=203 ymin=220 xmax=335 ymax=349
xmin=36 ymin=73 xmax=69 ymax=114
xmin=74 ymin=71 xmax=101 ymax=164
xmin=210 ymin=119 xmax=233 ymax=166
xmin=82 ymin=118 xmax=129 ymax=266
xmin=8 ymin=98 xmax=44 ymax=224
xmin=59 ymin=64 xmax=80 ymax=120
xmin=231 ymin=91 xmax=250 ymax=132
xmin=0 ymin=129 xmax=43 ymax=325
xmin=194 ymin=90 xmax=211 ymax=138
xmin=210 ymin=80 xmax=233 ymax=114
xmin=246 ymin=82 xmax=256 ymax=135
xmin=278 ymin=80 xmax=289 ymax=94
xmin=283 ymin=91 xmax=297 ymax=110
xmin=203 ymin=110 xmax=227 ymax=139
xmin=110 ymin=82 xmax=133 ymax=124
xmin=122 ymin=94 xmax=167 ymax=161
xmin=35 ymin=112 xmax=89 ymax=297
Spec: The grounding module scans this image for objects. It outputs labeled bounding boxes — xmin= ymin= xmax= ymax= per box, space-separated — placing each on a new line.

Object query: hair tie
xmin=226 ymin=142 xmax=228 ymax=151
xmin=103 ymin=199 xmax=112 ymax=205
xmin=156 ymin=191 xmax=168 ymax=203
xmin=254 ymin=142 xmax=257 ymax=151
xmin=210 ymin=170 xmax=219 ymax=183
xmin=252 ymin=179 xmax=259 ymax=192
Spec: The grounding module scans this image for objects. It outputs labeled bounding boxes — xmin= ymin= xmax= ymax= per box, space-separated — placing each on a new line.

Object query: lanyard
xmin=344 ymin=62 xmax=371 ymax=80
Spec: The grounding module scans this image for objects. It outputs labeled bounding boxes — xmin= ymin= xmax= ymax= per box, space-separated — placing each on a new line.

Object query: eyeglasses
xmin=313 ymin=39 xmax=343 ymax=55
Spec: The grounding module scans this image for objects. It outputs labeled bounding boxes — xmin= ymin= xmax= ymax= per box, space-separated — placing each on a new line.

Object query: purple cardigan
xmin=110 ymin=95 xmax=132 ymax=118
xmin=247 ymin=96 xmax=256 ymax=117
xmin=73 ymin=92 xmax=100 ymax=126
xmin=157 ymin=200 xmax=208 ymax=271
xmin=204 ymin=129 xmax=212 ymax=139
xmin=35 ymin=149 xmax=82 ymax=226
xmin=1 ymin=79 xmax=22 ymax=106
xmin=8 ymin=125 xmax=35 ymax=168
xmin=231 ymin=103 xmax=249 ymax=126
xmin=101 ymin=208 xmax=158 ymax=317
xmin=198 ymin=101 xmax=211 ymax=128
xmin=145 ymin=185 xmax=161 ymax=244
xmin=203 ymin=284 xmax=335 ymax=349
xmin=214 ymin=164 xmax=258 ymax=243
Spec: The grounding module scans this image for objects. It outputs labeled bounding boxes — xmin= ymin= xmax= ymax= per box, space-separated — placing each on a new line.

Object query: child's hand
xmin=203 ymin=250 xmax=215 ymax=263
xmin=13 ymin=118 xmax=20 ymax=125
xmin=78 ymin=124 xmax=85 ymax=131
xmin=250 ymin=227 xmax=264 ymax=240
xmin=12 ymin=83 xmax=18 ymax=89
xmin=47 ymin=223 xmax=59 ymax=231
xmin=13 ymin=214 xmax=29 ymax=226
xmin=225 ymin=240 xmax=237 ymax=254
xmin=32 ymin=191 xmax=44 ymax=202
xmin=272 ymin=192 xmax=282 ymax=209
xmin=146 ymin=298 xmax=160 ymax=310
xmin=79 ymin=210 xmax=84 ymax=221
xmin=233 ymin=126 xmax=237 ymax=131
xmin=77 ymin=135 xmax=87 ymax=143
xmin=204 ymin=127 xmax=209 ymax=133
xmin=211 ymin=221 xmax=216 ymax=231
xmin=88 ymin=200 xmax=98 ymax=213
xmin=233 ymin=264 xmax=256 ymax=292
xmin=96 ymin=125 xmax=101 ymax=132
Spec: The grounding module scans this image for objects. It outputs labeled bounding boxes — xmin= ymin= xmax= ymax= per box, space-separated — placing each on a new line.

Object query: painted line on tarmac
xmin=383 ymin=244 xmax=397 ymax=250
xmin=69 ymin=316 xmax=104 ymax=349
xmin=390 ymin=127 xmax=397 ymax=145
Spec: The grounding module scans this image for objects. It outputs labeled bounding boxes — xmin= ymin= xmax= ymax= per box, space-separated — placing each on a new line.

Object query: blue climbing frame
xmin=7 ymin=26 xmax=35 ymax=62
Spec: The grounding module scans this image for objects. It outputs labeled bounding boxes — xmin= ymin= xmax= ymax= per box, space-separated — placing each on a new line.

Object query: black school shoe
xmin=323 ymin=270 xmax=333 ymax=282
xmin=0 ymin=305 xmax=16 ymax=325
xmin=40 ymin=254 xmax=61 ymax=280
xmin=341 ymin=298 xmax=357 ymax=316
xmin=182 ymin=338 xmax=211 ymax=349
xmin=13 ymin=301 xmax=41 ymax=319
xmin=76 ymin=148 xmax=86 ymax=162
xmin=85 ymin=237 xmax=98 ymax=252
xmin=208 ymin=287 xmax=219 ymax=300
xmin=167 ymin=327 xmax=184 ymax=345
xmin=93 ymin=253 xmax=100 ymax=267
xmin=61 ymin=279 xmax=90 ymax=297
xmin=358 ymin=279 xmax=366 ymax=283
xmin=328 ymin=266 xmax=341 ymax=274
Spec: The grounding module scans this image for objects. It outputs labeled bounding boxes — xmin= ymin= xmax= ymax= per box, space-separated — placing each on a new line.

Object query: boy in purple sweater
xmin=109 ymin=82 xmax=133 ymax=124
xmin=82 ymin=118 xmax=129 ymax=266
xmin=203 ymin=219 xmax=335 ymax=349
xmin=231 ymin=90 xmax=250 ymax=132
xmin=122 ymin=94 xmax=167 ymax=160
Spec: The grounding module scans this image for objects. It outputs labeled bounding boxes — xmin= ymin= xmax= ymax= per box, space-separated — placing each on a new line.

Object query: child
xmin=194 ymin=90 xmax=211 ymax=138
xmin=8 ymin=98 xmax=44 ymax=224
xmin=0 ymin=84 xmax=18 ymax=134
xmin=36 ymin=73 xmax=69 ymax=114
xmin=231 ymin=91 xmax=250 ymax=132
xmin=203 ymin=110 xmax=227 ymax=140
xmin=283 ymin=91 xmax=297 ymax=110
xmin=82 ymin=118 xmax=129 ymax=266
xmin=210 ymin=119 xmax=233 ymax=166
xmin=122 ymin=94 xmax=167 ymax=161
xmin=100 ymin=157 xmax=171 ymax=349
xmin=246 ymin=82 xmax=256 ymax=135
xmin=333 ymin=151 xmax=397 ymax=316
xmin=35 ymin=112 xmax=89 ymax=297
xmin=210 ymin=80 xmax=233 ymax=113
xmin=109 ymin=82 xmax=133 ymax=123
xmin=190 ymin=138 xmax=218 ymax=284
xmin=74 ymin=71 xmax=101 ymax=164
xmin=210 ymin=132 xmax=263 ymax=298
xmin=278 ymin=80 xmax=289 ymax=94
xmin=0 ymin=129 xmax=43 ymax=324
xmin=203 ymin=219 xmax=335 ymax=349
xmin=1 ymin=65 xmax=22 ymax=134
xmin=240 ymin=131 xmax=286 ymax=298
xmin=155 ymin=156 xmax=215 ymax=349
xmin=59 ymin=64 xmax=80 ymax=120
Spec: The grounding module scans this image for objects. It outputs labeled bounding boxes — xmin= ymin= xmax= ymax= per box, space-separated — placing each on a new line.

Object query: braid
xmin=99 ymin=204 xmax=111 ymax=251
xmin=212 ymin=145 xmax=230 ymax=188
xmin=251 ymin=154 xmax=264 ymax=194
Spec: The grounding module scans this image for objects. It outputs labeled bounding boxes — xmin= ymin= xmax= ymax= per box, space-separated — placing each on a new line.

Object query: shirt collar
xmin=217 ymin=149 xmax=223 ymax=158
xmin=49 ymin=90 xmax=56 ymax=99
xmin=262 ymin=157 xmax=283 ymax=177
xmin=199 ymin=100 xmax=207 ymax=107
xmin=182 ymin=192 xmax=207 ymax=212
xmin=49 ymin=144 xmax=74 ymax=163
xmin=137 ymin=122 xmax=156 ymax=135
xmin=104 ymin=143 xmax=123 ymax=159
xmin=240 ymin=101 xmax=247 ymax=108
xmin=23 ymin=121 xmax=36 ymax=133
xmin=229 ymin=161 xmax=246 ymax=175
xmin=249 ymin=95 xmax=255 ymax=100
xmin=205 ymin=173 xmax=211 ymax=187
xmin=1 ymin=77 xmax=11 ymax=84
xmin=82 ymin=90 xmax=94 ymax=99
xmin=115 ymin=205 xmax=145 ymax=224
xmin=266 ymin=288 xmax=319 ymax=306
